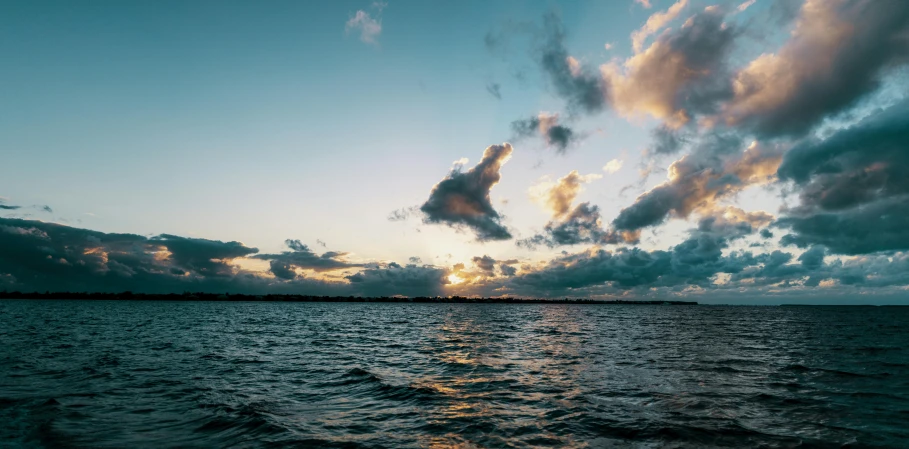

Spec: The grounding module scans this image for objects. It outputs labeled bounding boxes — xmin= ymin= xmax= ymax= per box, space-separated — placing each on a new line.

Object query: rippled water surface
xmin=1 ymin=301 xmax=908 ymax=448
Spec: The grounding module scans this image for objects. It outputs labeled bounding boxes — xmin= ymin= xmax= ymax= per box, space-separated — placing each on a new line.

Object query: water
xmin=1 ymin=301 xmax=907 ymax=448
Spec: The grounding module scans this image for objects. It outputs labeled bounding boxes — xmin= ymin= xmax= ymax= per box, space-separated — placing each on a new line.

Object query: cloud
xmin=346 ymin=262 xmax=449 ymax=297
xmin=149 ymin=234 xmax=259 ymax=277
xmin=778 ymin=100 xmax=909 ymax=212
xmin=649 ymin=125 xmax=690 ymax=155
xmin=253 ymin=239 xmax=362 ymax=280
xmin=538 ymin=13 xmax=609 ymax=113
xmin=512 ymin=238 xmax=753 ymax=293
xmin=500 ymin=264 xmax=517 ymax=277
xmin=798 ymin=245 xmax=826 ymax=269
xmin=736 ymin=0 xmax=756 ymax=13
xmin=472 ymin=255 xmax=497 ymax=273
xmin=521 ymin=171 xmax=638 ymax=249
xmin=511 ymin=113 xmax=579 ymax=153
xmin=519 ymin=203 xmax=639 ymax=249
xmin=2 ymin=216 xmax=907 ymax=300
xmin=486 ymin=82 xmax=502 ymax=100
xmin=778 ymin=195 xmax=909 ymax=255
xmin=721 ymin=0 xmax=909 ymax=137
xmin=602 ymin=159 xmax=624 ymax=174
xmin=0 ymin=197 xmax=21 ymax=210
xmin=774 ymin=100 xmax=909 ymax=255
xmin=0 ymin=218 xmax=261 ymax=293
xmin=531 ymin=170 xmax=602 ymax=218
xmin=635 ymin=0 xmax=652 ymax=9
xmin=603 ymin=6 xmax=738 ymax=127
xmin=387 ymin=206 xmax=418 ymax=222
xmin=420 ymin=143 xmax=514 ymax=241
xmin=631 ymin=0 xmax=689 ymax=53
xmin=697 ymin=206 xmax=774 ymax=240
xmin=345 ymin=7 xmax=383 ymax=45
xmin=0 ymin=217 xmax=454 ymax=298
xmin=612 ymin=136 xmax=783 ymax=232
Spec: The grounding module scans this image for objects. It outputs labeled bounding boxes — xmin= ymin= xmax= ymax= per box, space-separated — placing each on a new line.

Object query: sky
xmin=1 ymin=0 xmax=908 ymax=304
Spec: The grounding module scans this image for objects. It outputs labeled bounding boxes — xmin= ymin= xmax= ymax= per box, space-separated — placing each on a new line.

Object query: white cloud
xmin=346 ymin=10 xmax=382 ymax=44
xmin=603 ymin=159 xmax=624 ymax=173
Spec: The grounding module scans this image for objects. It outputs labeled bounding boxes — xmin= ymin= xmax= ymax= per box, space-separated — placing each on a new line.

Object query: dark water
xmin=1 ymin=301 xmax=908 ymax=448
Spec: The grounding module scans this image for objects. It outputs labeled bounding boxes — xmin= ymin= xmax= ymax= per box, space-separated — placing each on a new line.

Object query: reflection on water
xmin=1 ymin=301 xmax=908 ymax=447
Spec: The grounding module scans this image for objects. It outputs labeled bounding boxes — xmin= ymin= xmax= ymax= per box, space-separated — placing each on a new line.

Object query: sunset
xmin=2 ymin=0 xmax=908 ymax=446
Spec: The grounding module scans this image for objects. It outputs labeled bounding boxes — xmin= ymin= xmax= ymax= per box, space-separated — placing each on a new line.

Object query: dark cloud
xmin=723 ymin=0 xmax=909 ymax=137
xmin=486 ymin=82 xmax=502 ymax=100
xmin=506 ymin=237 xmax=909 ymax=298
xmin=519 ymin=203 xmax=639 ymax=249
xmin=612 ymin=135 xmax=782 ymax=232
xmin=778 ymin=195 xmax=909 ymax=255
xmin=497 ymin=259 xmax=520 ymax=277
xmin=775 ymin=101 xmax=909 ymax=255
xmin=346 ymin=262 xmax=449 ymax=297
xmin=0 ymin=218 xmax=263 ymax=293
xmin=408 ymin=256 xmax=422 ymax=264
xmin=696 ymin=207 xmax=773 ymax=240
xmin=513 ymin=238 xmax=754 ymax=294
xmin=798 ymin=245 xmax=826 ymax=269
xmin=472 ymin=255 xmax=497 ymax=273
xmin=0 ymin=218 xmax=455 ymax=298
xmin=778 ymin=101 xmax=909 ymax=211
xmin=0 ymin=198 xmax=21 ymax=210
xmin=2 ymin=217 xmax=907 ymax=300
xmin=650 ymin=125 xmax=689 ymax=155
xmin=538 ymin=12 xmax=608 ymax=114
xmin=253 ymin=239 xmax=361 ymax=280
xmin=388 ymin=206 xmax=418 ymax=222
xmin=511 ymin=113 xmax=578 ymax=153
xmin=420 ymin=143 xmax=514 ymax=241
xmin=514 ymin=247 xmax=672 ymax=291
xmin=149 ymin=234 xmax=258 ymax=277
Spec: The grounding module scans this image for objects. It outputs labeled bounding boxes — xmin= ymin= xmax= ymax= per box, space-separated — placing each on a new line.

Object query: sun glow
xmin=447 ymin=273 xmax=465 ymax=285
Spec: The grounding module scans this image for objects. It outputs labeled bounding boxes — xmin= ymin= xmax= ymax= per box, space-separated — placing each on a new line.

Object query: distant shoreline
xmin=0 ymin=291 xmax=698 ymax=305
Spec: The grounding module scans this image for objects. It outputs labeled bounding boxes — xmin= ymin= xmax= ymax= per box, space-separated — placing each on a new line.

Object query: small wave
xmin=333 ymin=368 xmax=442 ymax=403
xmin=781 ymin=364 xmax=877 ymax=378
xmin=231 ymin=359 xmax=268 ymax=364
xmin=708 ymin=366 xmax=748 ymax=374
xmin=855 ymin=346 xmax=902 ymax=353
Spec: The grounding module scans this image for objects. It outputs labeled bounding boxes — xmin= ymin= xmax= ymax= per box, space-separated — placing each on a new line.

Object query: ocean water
xmin=1 ymin=301 xmax=907 ymax=448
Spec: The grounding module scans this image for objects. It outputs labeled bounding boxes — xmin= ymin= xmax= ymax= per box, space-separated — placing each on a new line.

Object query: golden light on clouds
xmin=447 ymin=273 xmax=465 ymax=285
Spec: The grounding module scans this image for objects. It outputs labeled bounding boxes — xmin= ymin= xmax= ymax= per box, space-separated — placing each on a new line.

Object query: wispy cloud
xmin=631 ymin=0 xmax=688 ymax=53
xmin=345 ymin=3 xmax=386 ymax=45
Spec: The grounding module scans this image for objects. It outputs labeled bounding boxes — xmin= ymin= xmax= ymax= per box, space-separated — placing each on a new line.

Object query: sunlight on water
xmin=1 ymin=301 xmax=907 ymax=447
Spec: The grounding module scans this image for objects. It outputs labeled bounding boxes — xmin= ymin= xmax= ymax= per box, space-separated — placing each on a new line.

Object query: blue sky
xmin=1 ymin=0 xmax=661 ymax=257
xmin=2 ymin=0 xmax=908 ymax=303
